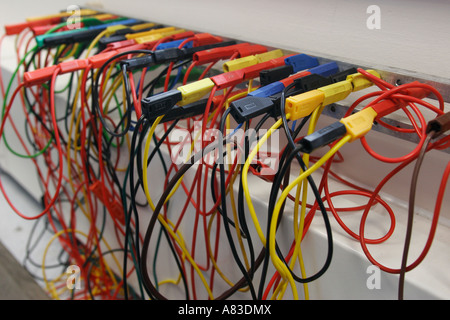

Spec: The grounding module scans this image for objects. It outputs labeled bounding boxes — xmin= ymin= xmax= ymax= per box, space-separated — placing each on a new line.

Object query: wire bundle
xmin=0 ymin=10 xmax=449 ymax=301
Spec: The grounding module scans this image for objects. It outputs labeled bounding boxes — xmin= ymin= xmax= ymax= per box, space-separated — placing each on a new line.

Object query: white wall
xmin=0 ymin=1 xmax=77 ymax=25
xmin=2 ymin=0 xmax=449 ymax=79
xmin=94 ymin=0 xmax=450 ymax=80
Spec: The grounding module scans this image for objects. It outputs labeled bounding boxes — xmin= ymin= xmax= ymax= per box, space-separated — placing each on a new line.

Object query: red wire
xmin=0 ymin=75 xmax=61 ymax=220
xmin=345 ymin=71 xmax=444 ymax=164
xmin=359 ymin=141 xmax=448 ymax=273
xmin=198 ymin=60 xmax=217 ymax=80
xmin=128 ymin=69 xmax=142 ymax=118
xmin=183 ymin=60 xmax=198 ymax=85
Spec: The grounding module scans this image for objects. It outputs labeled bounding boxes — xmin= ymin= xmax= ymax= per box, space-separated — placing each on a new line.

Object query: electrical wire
xmin=1 ymin=12 xmax=449 ymax=302
xmin=398 ymin=130 xmax=434 ymax=300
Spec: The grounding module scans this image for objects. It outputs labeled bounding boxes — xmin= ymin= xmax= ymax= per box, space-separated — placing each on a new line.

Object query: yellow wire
xmin=206 ymin=211 xmax=250 ymax=292
xmin=156 ymin=213 xmax=215 ymax=299
xmin=41 ymin=228 xmax=122 ymax=300
xmin=66 ymin=58 xmax=128 ymax=219
xmin=158 ymin=273 xmax=182 ymax=287
xmin=241 ymin=117 xmax=284 ymax=246
xmin=102 ymin=72 xmax=132 ymax=172
xmin=269 ymin=134 xmax=351 ymax=299
xmin=157 ymin=218 xmax=189 ymax=288
xmin=37 ymin=29 xmax=141 ymax=299
xmin=275 ymin=105 xmax=326 ymax=300
xmin=65 ymin=68 xmax=94 ymax=220
xmin=141 ymin=84 xmax=258 ymax=298
xmin=66 ymin=55 xmax=109 ymax=210
xmin=223 ymin=90 xmax=253 ymax=270
xmin=141 ymin=116 xmax=215 ymax=299
xmin=227 ymin=161 xmax=251 ymax=270
xmin=142 ymin=116 xmax=163 ymax=211
xmin=84 ymin=29 xmax=109 ymax=58
xmin=239 ymin=106 xmax=347 ymax=299
xmin=103 ymin=69 xmax=123 ymax=113
xmin=239 ymin=115 xmax=299 ymax=298
xmin=143 ymin=108 xmax=208 ymax=210
xmin=57 ymin=43 xmax=80 ymax=62
xmin=155 ymin=217 xmax=189 ymax=288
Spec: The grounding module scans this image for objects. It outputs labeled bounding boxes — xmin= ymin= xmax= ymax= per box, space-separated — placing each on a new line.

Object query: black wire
xmin=123 ymin=117 xmax=152 ymax=300
xmin=83 ymin=110 xmax=98 ymax=184
xmin=125 ymin=116 xmax=190 ymax=300
xmin=91 ymin=49 xmax=154 ymax=138
xmin=135 ymin=118 xmax=179 ymax=193
xmin=114 ymin=56 xmax=195 ymax=300
xmin=140 ymin=130 xmax=271 ymax=299
xmin=218 ymin=108 xmax=257 ymax=299
xmin=22 ymin=216 xmax=69 ymax=282
xmin=209 ymin=109 xmax=251 ymax=232
xmin=274 ymin=82 xmax=334 ymax=284
xmin=143 ymin=59 xmax=192 ymax=98
xmin=210 ymin=148 xmax=247 ymax=232
xmin=257 ymin=115 xmax=310 ymax=298
xmin=235 ymin=112 xmax=274 ymax=298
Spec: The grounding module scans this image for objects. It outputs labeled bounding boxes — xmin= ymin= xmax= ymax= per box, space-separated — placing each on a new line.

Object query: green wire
xmin=102 ymin=66 xmax=126 ymax=148
xmin=1 ymin=45 xmax=55 ymax=158
xmin=0 ymin=17 xmax=93 ymax=158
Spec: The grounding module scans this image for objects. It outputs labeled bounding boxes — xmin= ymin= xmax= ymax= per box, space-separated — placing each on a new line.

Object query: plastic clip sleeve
xmin=427 ymin=112 xmax=450 ymax=138
xmin=299 ymin=122 xmax=347 ymax=153
xmin=339 ymin=107 xmax=378 ymax=142
xmin=177 ymin=78 xmax=216 ymax=106
xmin=120 ymin=55 xmax=155 ymax=71
xmin=141 ymin=89 xmax=183 ymax=118
xmin=229 ymin=96 xmax=275 ymax=123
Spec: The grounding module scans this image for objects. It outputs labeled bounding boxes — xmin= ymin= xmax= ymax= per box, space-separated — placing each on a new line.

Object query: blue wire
xmin=291 ymin=120 xmax=297 ymax=132
xmin=168 ymin=67 xmax=183 ymax=90
xmin=227 ymin=123 xmax=243 ymax=138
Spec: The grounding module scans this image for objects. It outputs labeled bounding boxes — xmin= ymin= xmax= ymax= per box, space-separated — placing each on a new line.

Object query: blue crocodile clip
xmin=284 ymin=53 xmax=319 ymax=73
xmin=249 ymin=61 xmax=339 ymax=98
xmin=308 ymin=61 xmax=339 ymax=77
